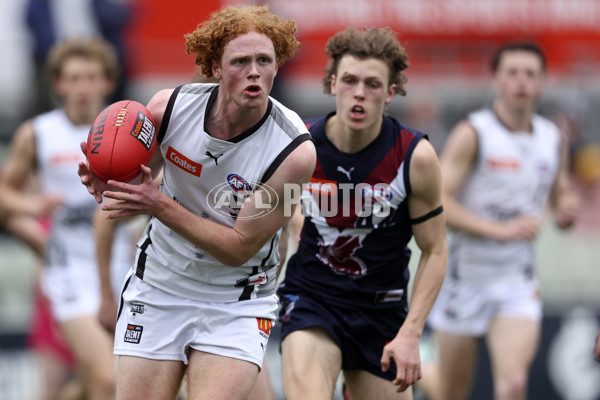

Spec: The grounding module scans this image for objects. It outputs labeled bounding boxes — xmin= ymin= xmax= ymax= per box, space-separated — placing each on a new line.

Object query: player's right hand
xmin=79 ymin=141 xmax=109 ymax=204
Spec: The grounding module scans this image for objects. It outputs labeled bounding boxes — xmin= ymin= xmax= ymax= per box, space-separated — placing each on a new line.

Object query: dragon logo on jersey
xmin=317 ymin=234 xmax=367 ymax=277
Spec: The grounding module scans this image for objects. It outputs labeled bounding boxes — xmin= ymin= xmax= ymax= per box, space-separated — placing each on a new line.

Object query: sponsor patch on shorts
xmin=130 ymin=303 xmax=145 ymax=315
xmin=124 ymin=324 xmax=143 ymax=344
xmin=257 ymin=318 xmax=273 ymax=339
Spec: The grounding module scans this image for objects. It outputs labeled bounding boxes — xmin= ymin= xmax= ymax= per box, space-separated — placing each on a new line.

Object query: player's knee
xmin=282 ymin=361 xmax=310 ymax=390
xmin=282 ymin=363 xmax=334 ymax=400
xmin=495 ymin=371 xmax=527 ymax=400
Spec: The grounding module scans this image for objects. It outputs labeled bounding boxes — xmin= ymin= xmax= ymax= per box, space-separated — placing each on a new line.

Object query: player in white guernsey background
xmin=78 ymin=5 xmax=316 ymax=400
xmin=419 ymin=43 xmax=578 ymax=400
xmin=0 ymin=39 xmax=133 ymax=400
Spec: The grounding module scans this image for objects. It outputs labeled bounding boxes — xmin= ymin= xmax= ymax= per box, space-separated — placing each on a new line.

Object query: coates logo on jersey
xmin=206 ymin=174 xmax=279 ymax=220
xmin=166 ymin=146 xmax=202 ymax=177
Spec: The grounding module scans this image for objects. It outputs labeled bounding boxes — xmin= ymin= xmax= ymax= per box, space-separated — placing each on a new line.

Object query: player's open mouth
xmin=245 ymin=85 xmax=262 ymax=96
xmin=351 ymin=106 xmax=365 ymax=116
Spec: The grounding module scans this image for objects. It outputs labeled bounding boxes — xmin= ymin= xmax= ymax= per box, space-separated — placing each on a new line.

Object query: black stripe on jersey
xmin=116 ymin=274 xmax=132 ymax=321
xmin=260 ymin=133 xmax=313 ymax=184
xmin=157 ymin=85 xmax=183 ymax=144
xmin=135 ymin=223 xmax=153 ymax=280
xmin=238 ymin=235 xmax=276 ymax=301
xmin=238 ymin=266 xmax=259 ymax=301
xmin=409 ymin=205 xmax=443 ymax=225
xmin=261 ymin=235 xmax=277 ymax=266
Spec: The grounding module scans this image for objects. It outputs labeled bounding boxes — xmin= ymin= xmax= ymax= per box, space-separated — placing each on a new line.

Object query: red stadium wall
xmin=124 ymin=0 xmax=600 ymax=82
xmin=125 ymin=0 xmax=224 ymax=78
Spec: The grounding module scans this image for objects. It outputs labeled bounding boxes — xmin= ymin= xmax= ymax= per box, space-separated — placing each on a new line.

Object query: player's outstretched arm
xmin=381 ymin=138 xmax=447 ymax=393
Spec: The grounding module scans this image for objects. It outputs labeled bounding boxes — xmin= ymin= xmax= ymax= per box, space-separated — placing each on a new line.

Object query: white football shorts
xmin=114 ymin=272 xmax=278 ymax=369
xmin=428 ymin=277 xmax=542 ymax=336
xmin=40 ymin=261 xmax=101 ymax=323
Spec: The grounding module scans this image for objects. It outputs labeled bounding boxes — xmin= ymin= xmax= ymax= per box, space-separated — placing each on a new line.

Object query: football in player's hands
xmin=86 ymin=100 xmax=156 ymax=182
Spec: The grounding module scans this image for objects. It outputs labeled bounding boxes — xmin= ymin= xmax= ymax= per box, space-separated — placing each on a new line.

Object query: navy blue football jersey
xmin=281 ymin=113 xmax=427 ymax=311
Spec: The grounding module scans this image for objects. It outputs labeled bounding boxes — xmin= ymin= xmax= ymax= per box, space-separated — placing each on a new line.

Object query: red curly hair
xmin=185 ymin=5 xmax=300 ymax=78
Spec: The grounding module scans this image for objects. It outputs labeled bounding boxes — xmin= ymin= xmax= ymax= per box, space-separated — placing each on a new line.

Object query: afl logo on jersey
xmin=207 ymin=175 xmax=279 ymax=220
xmin=227 ymin=174 xmax=252 ymax=192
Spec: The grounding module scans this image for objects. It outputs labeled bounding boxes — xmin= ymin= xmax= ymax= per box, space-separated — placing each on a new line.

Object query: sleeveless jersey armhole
xmin=157 ymin=85 xmax=183 ymax=145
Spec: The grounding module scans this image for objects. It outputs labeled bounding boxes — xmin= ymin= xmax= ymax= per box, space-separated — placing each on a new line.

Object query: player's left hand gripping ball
xmin=86 ymin=100 xmax=157 ymax=182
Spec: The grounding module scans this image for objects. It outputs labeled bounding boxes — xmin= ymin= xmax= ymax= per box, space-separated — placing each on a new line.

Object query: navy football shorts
xmin=278 ymin=286 xmax=406 ymax=381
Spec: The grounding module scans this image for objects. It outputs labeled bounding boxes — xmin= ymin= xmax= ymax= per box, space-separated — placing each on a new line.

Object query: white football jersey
xmin=34 ymin=109 xmax=133 ymax=279
xmin=135 ymin=83 xmax=311 ymax=302
xmin=448 ymin=108 xmax=561 ymax=283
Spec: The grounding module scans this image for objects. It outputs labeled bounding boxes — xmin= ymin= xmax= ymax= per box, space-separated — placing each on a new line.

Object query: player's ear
xmin=212 ymin=61 xmax=222 ymax=80
xmin=385 ymin=83 xmax=396 ymax=104
xmin=330 ymin=74 xmax=337 ymax=95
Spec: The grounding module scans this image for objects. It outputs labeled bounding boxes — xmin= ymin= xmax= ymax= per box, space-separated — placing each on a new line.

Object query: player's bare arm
xmin=102 ymin=139 xmax=316 ymax=267
xmin=0 ymin=120 xmax=63 ymax=217
xmin=440 ymin=120 xmax=487 ymax=235
xmin=440 ymin=120 xmax=540 ymax=241
xmin=94 ymin=205 xmax=119 ymax=332
xmin=381 ymin=138 xmax=447 ymax=393
xmin=548 ymin=130 xmax=578 ymax=229
xmin=4 ymin=214 xmax=48 ymax=258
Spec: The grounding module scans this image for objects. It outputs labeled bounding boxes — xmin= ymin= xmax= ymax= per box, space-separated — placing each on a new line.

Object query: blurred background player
xmin=25 ymin=0 xmax=133 ymax=116
xmin=0 ymin=37 xmax=134 ymax=400
xmin=78 ymin=5 xmax=315 ymax=399
xmin=277 ymin=27 xmax=447 ymax=400
xmin=0 ymin=213 xmax=82 ymax=400
xmin=420 ymin=42 xmax=579 ymax=400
